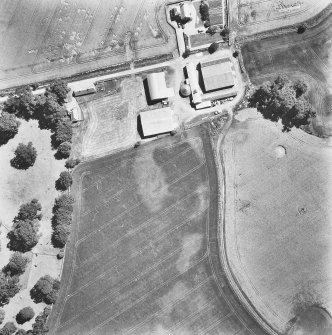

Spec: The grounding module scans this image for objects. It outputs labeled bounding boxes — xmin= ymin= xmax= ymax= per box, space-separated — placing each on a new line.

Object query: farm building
xmin=65 ymin=91 xmax=84 ymax=122
xmin=147 ymin=72 xmax=174 ymax=101
xmin=200 ymin=58 xmax=235 ymax=92
xmin=186 ymin=62 xmax=202 ymax=104
xmin=72 ymin=83 xmax=96 ymax=97
xmin=139 ymin=107 xmax=177 ymax=137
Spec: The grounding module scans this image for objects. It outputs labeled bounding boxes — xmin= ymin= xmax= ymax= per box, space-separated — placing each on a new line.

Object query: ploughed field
xmin=48 ymin=129 xmax=267 ymax=335
xmin=242 ymin=13 xmax=332 ymax=137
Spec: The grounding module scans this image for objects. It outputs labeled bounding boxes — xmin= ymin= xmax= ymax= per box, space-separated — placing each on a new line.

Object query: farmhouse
xmin=147 ymin=72 xmax=174 ymax=102
xmin=139 ymin=107 xmax=177 ymax=137
xmin=200 ymin=58 xmax=235 ymax=92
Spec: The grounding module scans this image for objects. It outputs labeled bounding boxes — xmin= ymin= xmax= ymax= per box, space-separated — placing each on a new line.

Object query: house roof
xmin=140 ymin=107 xmax=176 ymax=137
xmin=147 ymin=73 xmax=174 ymax=101
xmin=200 ymin=58 xmax=235 ymax=92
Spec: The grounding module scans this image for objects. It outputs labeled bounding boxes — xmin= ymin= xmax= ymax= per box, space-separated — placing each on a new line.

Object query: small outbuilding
xmin=140 ymin=107 xmax=177 ymax=137
xmin=147 ymin=72 xmax=174 ymax=102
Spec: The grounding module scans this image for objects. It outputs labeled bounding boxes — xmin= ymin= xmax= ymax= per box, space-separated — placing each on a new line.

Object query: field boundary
xmin=235 ymin=3 xmax=332 ymax=44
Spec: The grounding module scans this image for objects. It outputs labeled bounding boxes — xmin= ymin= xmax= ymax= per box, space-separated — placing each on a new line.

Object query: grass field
xmin=229 ymin=0 xmax=330 ymax=36
xmin=47 ymin=128 xmax=269 ymax=335
xmin=0 ymin=0 xmax=176 ymax=89
xmin=242 ymin=13 xmax=332 ymax=137
xmin=222 ymin=113 xmax=332 ymax=332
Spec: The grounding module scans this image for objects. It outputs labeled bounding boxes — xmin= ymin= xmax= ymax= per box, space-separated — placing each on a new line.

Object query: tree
xmin=206 ymin=26 xmax=217 ymax=35
xmin=233 ymin=50 xmax=239 ymax=58
xmin=208 ymin=42 xmax=219 ymax=54
xmin=199 ymin=1 xmax=209 ymax=21
xmin=15 ymin=330 xmax=27 ymax=335
xmin=16 ymin=307 xmax=35 ymax=324
xmin=293 ymin=79 xmax=308 ymax=97
xmin=53 ymin=120 xmax=72 ymax=146
xmin=3 ymin=87 xmax=35 ymax=120
xmin=14 ymin=199 xmax=42 ymax=222
xmin=55 ymin=171 xmax=73 ymax=191
xmin=65 ymin=158 xmax=80 ymax=169
xmin=180 ymin=16 xmax=192 ymax=25
xmin=182 ymin=49 xmax=190 ymax=58
xmin=29 ymin=307 xmax=51 ymax=335
xmin=30 ymin=276 xmax=60 ymax=305
xmin=7 ymin=220 xmax=40 ymax=253
xmin=46 ymin=79 xmax=70 ymax=105
xmin=0 ymin=309 xmax=4 ymax=325
xmin=53 ymin=194 xmax=75 ymax=214
xmin=0 ymin=112 xmax=21 ymax=146
xmin=0 ymin=322 xmax=16 ymax=335
xmin=0 ymin=273 xmax=20 ymax=307
xmin=52 ymin=225 xmax=70 ymax=248
xmin=249 ymin=74 xmax=315 ymax=131
xmin=297 ymin=23 xmax=307 ymax=34
xmin=56 ymin=142 xmax=71 ymax=159
xmin=10 ymin=142 xmax=37 ymax=170
xmin=220 ymin=27 xmax=230 ymax=41
xmin=3 ymin=252 xmax=28 ymax=276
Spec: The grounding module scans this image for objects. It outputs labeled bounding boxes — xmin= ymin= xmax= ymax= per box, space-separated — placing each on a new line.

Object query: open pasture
xmin=242 ymin=13 xmax=332 ymax=137
xmin=47 ymin=129 xmax=268 ymax=335
xmin=0 ymin=0 xmax=176 ymax=89
xmin=229 ymin=0 xmax=330 ymax=36
xmin=222 ymin=114 xmax=332 ymax=332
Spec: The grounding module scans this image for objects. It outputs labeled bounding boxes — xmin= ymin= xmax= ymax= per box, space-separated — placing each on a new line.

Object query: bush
xmin=0 ymin=112 xmax=21 ymax=146
xmin=0 ymin=309 xmax=4 ymax=325
xmin=297 ymin=24 xmax=307 ymax=34
xmin=65 ymin=158 xmax=80 ymax=169
xmin=10 ymin=142 xmax=37 ymax=170
xmin=199 ymin=1 xmax=209 ymax=21
xmin=14 ymin=199 xmax=42 ymax=222
xmin=55 ymin=171 xmax=73 ymax=191
xmin=52 ymin=225 xmax=70 ymax=248
xmin=182 ymin=49 xmax=190 ymax=59
xmin=30 ymin=276 xmax=60 ymax=305
xmin=16 ymin=307 xmax=35 ymax=324
xmin=0 ymin=273 xmax=20 ymax=307
xmin=3 ymin=252 xmax=28 ymax=276
xmin=220 ymin=27 xmax=230 ymax=41
xmin=7 ymin=220 xmax=40 ymax=253
xmin=57 ymin=250 xmax=65 ymax=260
xmin=293 ymin=78 xmax=308 ymax=97
xmin=0 ymin=322 xmax=16 ymax=335
xmin=208 ymin=42 xmax=219 ymax=54
xmin=56 ymin=142 xmax=71 ymax=159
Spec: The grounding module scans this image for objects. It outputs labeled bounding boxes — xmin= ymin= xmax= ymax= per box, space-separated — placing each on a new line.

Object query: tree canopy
xmin=14 ymin=199 xmax=42 ymax=222
xmin=0 ymin=112 xmax=21 ymax=146
xmin=28 ymin=307 xmax=51 ymax=335
xmin=249 ymin=74 xmax=315 ymax=131
xmin=0 ymin=309 xmax=4 ymax=325
xmin=16 ymin=307 xmax=35 ymax=324
xmin=56 ymin=142 xmax=71 ymax=159
xmin=0 ymin=322 xmax=17 ymax=335
xmin=30 ymin=276 xmax=60 ymax=305
xmin=55 ymin=171 xmax=73 ymax=191
xmin=7 ymin=220 xmax=40 ymax=253
xmin=10 ymin=142 xmax=37 ymax=170
xmin=0 ymin=273 xmax=20 ymax=307
xmin=46 ymin=79 xmax=70 ymax=105
xmin=208 ymin=42 xmax=219 ymax=54
xmin=3 ymin=252 xmax=28 ymax=276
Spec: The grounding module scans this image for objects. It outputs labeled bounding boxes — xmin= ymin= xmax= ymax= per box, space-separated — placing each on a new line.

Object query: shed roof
xmin=147 ymin=73 xmax=174 ymax=101
xmin=200 ymin=58 xmax=235 ymax=92
xmin=140 ymin=107 xmax=176 ymax=137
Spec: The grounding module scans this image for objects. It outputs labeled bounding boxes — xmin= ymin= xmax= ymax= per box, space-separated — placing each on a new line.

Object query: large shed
xmin=147 ymin=72 xmax=174 ymax=101
xmin=200 ymin=58 xmax=235 ymax=92
xmin=140 ymin=107 xmax=176 ymax=137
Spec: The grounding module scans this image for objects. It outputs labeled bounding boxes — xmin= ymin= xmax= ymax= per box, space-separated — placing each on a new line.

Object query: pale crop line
xmin=86 ymin=261 xmax=211 ymax=335
xmin=58 ymin=251 xmax=208 ymax=332
xmin=76 ymin=188 xmax=205 ymax=269
xmin=67 ymin=201 xmax=209 ymax=297
xmin=75 ymin=158 xmax=205 ymax=250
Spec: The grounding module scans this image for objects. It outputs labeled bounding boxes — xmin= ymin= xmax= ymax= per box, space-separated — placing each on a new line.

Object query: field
xmin=222 ymin=112 xmax=332 ymax=333
xmin=47 ymin=128 xmax=269 ymax=335
xmin=229 ymin=0 xmax=330 ymax=36
xmin=242 ymin=13 xmax=332 ymax=137
xmin=0 ymin=0 xmax=177 ymax=90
